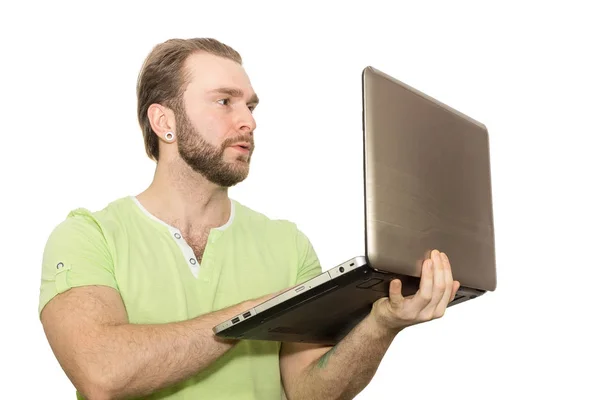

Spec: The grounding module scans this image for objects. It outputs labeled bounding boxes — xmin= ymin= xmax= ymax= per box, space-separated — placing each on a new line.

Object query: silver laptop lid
xmin=363 ymin=66 xmax=497 ymax=291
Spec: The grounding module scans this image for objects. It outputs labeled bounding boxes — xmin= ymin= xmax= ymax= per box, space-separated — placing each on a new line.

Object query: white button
xmin=174 ymin=233 xmax=181 ymax=239
xmin=189 ymin=258 xmax=197 ymax=265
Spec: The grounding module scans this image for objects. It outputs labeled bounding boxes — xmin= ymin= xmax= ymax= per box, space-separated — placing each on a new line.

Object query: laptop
xmin=213 ymin=66 xmax=497 ymax=345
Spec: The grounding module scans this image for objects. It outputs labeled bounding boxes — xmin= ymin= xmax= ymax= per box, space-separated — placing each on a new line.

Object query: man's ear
xmin=148 ymin=103 xmax=176 ymax=142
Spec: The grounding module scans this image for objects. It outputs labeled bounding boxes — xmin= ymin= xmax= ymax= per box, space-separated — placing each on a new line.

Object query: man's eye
xmin=217 ymin=98 xmax=230 ymax=106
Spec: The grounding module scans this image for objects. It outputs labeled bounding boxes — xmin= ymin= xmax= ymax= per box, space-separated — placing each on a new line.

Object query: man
xmin=39 ymin=38 xmax=460 ymax=400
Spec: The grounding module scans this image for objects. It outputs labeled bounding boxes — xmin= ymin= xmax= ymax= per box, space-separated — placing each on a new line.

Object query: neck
xmin=136 ymin=157 xmax=231 ymax=234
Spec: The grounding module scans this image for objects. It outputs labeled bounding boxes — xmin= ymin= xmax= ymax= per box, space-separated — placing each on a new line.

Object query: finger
xmin=429 ymin=250 xmax=446 ymax=308
xmin=442 ymin=252 xmax=460 ymax=301
xmin=435 ymin=252 xmax=454 ymax=312
xmin=441 ymin=252 xmax=460 ymax=302
xmin=451 ymin=280 xmax=460 ymax=301
xmin=388 ymin=279 xmax=404 ymax=309
xmin=412 ymin=258 xmax=434 ymax=310
xmin=441 ymin=252 xmax=453 ymax=281
xmin=441 ymin=252 xmax=454 ymax=300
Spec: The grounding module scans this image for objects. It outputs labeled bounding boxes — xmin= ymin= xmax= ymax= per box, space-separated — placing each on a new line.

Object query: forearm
xmin=83 ymin=303 xmax=247 ymax=399
xmin=287 ymin=250 xmax=458 ymax=400
xmin=289 ymin=314 xmax=398 ymax=400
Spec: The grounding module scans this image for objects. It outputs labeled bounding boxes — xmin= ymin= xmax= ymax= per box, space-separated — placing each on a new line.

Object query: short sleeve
xmin=38 ymin=209 xmax=117 ymax=317
xmin=295 ymin=227 xmax=322 ymax=284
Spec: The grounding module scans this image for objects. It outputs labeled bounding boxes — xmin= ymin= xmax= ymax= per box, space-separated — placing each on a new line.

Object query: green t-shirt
xmin=39 ymin=196 xmax=322 ymax=399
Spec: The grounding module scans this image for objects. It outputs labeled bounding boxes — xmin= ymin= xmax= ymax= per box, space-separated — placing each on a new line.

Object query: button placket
xmin=198 ymin=244 xmax=215 ymax=284
xmin=168 ymin=228 xmax=200 ymax=278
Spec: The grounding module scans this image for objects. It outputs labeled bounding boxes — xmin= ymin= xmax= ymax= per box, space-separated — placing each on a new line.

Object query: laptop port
xmin=339 ymin=267 xmax=345 ymax=273
xmin=243 ymin=311 xmax=251 ymax=319
xmin=232 ymin=317 xmax=240 ymax=324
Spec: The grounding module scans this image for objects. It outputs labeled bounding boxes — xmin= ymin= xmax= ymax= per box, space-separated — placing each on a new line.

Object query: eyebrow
xmin=208 ymin=87 xmax=260 ymax=105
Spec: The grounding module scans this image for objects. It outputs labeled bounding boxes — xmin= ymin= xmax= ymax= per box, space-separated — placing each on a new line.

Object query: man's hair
xmin=136 ymin=38 xmax=243 ymax=161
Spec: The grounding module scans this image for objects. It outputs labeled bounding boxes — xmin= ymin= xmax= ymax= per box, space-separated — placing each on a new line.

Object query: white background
xmin=1 ymin=1 xmax=598 ymax=398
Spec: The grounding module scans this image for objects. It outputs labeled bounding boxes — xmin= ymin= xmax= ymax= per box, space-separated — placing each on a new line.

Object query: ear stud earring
xmin=165 ymin=132 xmax=175 ymax=142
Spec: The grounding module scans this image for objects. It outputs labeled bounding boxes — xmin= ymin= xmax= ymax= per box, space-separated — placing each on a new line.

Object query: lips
xmin=229 ymin=142 xmax=253 ymax=152
xmin=232 ymin=142 xmax=251 ymax=150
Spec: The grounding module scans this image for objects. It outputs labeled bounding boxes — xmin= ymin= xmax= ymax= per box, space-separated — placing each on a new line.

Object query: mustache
xmin=221 ymin=135 xmax=255 ymax=152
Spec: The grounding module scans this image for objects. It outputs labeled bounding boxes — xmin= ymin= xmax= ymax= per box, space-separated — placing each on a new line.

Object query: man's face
xmin=174 ymin=52 xmax=258 ymax=187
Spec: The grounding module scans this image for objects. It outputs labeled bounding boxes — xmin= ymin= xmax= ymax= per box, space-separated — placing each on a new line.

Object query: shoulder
xmin=39 ymin=199 xmax=128 ymax=316
xmin=230 ymin=199 xmax=312 ymax=251
xmin=232 ymin=199 xmax=300 ymax=233
xmin=46 ymin=196 xmax=133 ymax=244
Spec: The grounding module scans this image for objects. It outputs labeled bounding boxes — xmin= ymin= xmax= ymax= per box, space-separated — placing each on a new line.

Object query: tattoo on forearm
xmin=316 ymin=344 xmax=339 ymax=369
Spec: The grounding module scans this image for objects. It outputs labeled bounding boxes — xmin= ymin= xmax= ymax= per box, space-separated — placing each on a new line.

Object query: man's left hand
xmin=370 ymin=249 xmax=460 ymax=333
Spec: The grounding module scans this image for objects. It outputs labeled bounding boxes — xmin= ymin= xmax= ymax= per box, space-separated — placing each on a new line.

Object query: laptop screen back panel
xmin=363 ymin=67 xmax=497 ymax=292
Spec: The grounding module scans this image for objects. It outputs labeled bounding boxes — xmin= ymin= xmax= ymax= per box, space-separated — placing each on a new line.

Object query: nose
xmin=236 ymin=105 xmax=257 ymax=134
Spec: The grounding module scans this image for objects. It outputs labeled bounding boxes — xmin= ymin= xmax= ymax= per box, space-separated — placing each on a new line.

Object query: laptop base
xmin=215 ymin=265 xmax=485 ymax=345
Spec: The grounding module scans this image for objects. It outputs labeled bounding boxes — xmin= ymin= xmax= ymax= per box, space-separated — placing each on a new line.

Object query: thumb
xmin=388 ymin=279 xmax=404 ymax=308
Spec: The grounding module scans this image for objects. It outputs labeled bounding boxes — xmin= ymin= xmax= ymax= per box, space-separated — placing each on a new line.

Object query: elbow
xmin=78 ymin=384 xmax=119 ymax=400
xmin=77 ymin=385 xmax=113 ymax=400
xmin=75 ymin=367 xmax=122 ymax=400
xmin=78 ymin=389 xmax=113 ymax=400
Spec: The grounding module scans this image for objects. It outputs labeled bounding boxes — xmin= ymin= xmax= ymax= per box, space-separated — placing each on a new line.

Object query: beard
xmin=174 ymin=108 xmax=254 ymax=187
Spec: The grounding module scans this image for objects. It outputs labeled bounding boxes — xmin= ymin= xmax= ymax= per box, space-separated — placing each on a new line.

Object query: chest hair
xmin=183 ymin=231 xmax=210 ymax=264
